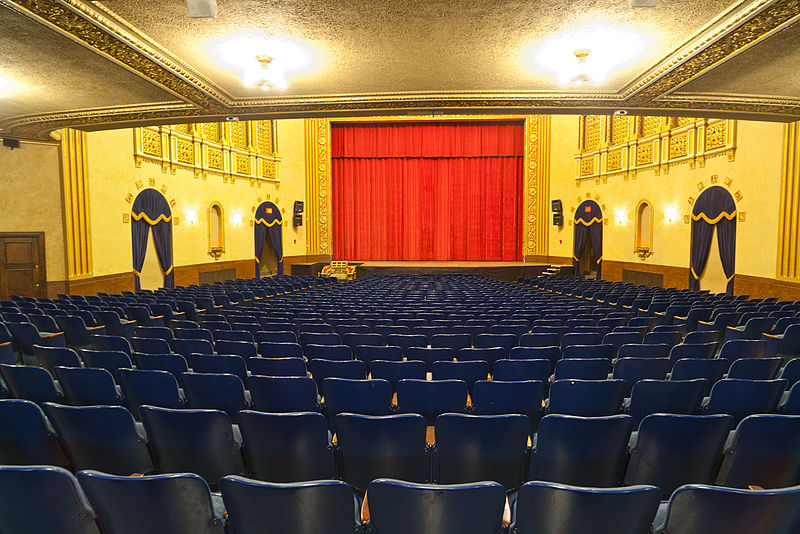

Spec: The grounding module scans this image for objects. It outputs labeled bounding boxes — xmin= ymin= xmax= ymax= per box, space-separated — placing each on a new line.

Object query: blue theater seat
xmin=255 ymin=331 xmax=297 ymax=344
xmin=702 ymin=378 xmax=786 ymax=424
xmin=519 ymin=333 xmax=560 ymax=348
xmin=220 ymin=477 xmax=359 ymax=534
xmin=214 ymin=340 xmax=257 ymax=359
xmin=354 ymin=344 xmax=402 ymax=367
xmin=305 ymin=343 xmax=353 ymax=361
xmin=0 ymin=466 xmax=102 ymax=534
xmin=0 ymin=363 xmax=63 ymax=404
xmin=457 ymin=347 xmax=505 ymax=369
xmin=257 ymin=341 xmax=303 ymax=358
xmin=561 ymin=344 xmax=615 ymax=361
xmin=77 ymin=471 xmax=225 ymax=534
xmin=53 ymin=366 xmax=123 ymax=406
xmin=653 ymin=484 xmax=800 ymax=534
xmin=434 ymin=413 xmax=530 ymax=490
xmin=530 ymin=414 xmax=632 ymax=487
xmin=715 ymin=414 xmax=800 ymax=489
xmin=547 ymin=380 xmax=626 ymax=417
xmin=170 ymin=338 xmax=214 ymax=357
xmin=365 ymin=478 xmax=506 ymax=534
xmin=140 ymin=406 xmax=244 ymax=486
xmin=491 ymin=359 xmax=551 ymax=382
xmin=369 ymin=360 xmax=427 ymax=392
xmin=309 ymin=359 xmax=367 ymax=389
xmin=247 ymin=376 xmax=320 ymax=412
xmin=34 ymin=345 xmax=82 ymax=372
xmin=117 ymin=368 xmax=184 ymax=414
xmin=668 ymin=342 xmax=717 ymax=365
xmin=132 ymin=353 xmax=190 ymax=386
xmin=471 ymin=380 xmax=544 ymax=430
xmin=238 ymin=411 xmax=336 ymax=482
xmin=0 ymin=399 xmax=69 ymax=466
xmin=188 ymin=354 xmax=247 ymax=381
xmin=396 ymin=379 xmax=468 ymax=424
xmin=624 ymin=414 xmax=732 ymax=497
xmin=612 ymin=357 xmax=671 ymax=396
xmin=322 ymin=377 xmax=392 ymax=430
xmin=246 ymin=356 xmax=307 ymax=377
xmin=181 ymin=372 xmax=250 ymax=422
xmin=91 ymin=334 xmax=132 ymax=355
xmin=79 ymin=349 xmax=133 ymax=376
xmin=509 ymin=346 xmax=560 ymax=367
xmin=431 ymin=333 xmax=472 ymax=351
xmin=42 ymin=403 xmax=154 ymax=475
xmin=512 ymin=481 xmax=661 ymax=534
xmin=626 ymin=379 xmax=707 ymax=427
xmin=553 ymin=358 xmax=610 ymax=381
xmin=405 ymin=346 xmax=456 ymax=371
xmin=617 ymin=343 xmax=671 ymax=359
xmin=431 ymin=360 xmax=489 ymax=392
xmin=727 ymin=357 xmax=782 ymax=380
xmin=336 ymin=413 xmax=429 ymax=491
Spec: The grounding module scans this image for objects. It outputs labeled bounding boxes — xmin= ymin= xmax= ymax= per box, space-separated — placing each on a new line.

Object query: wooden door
xmin=0 ymin=233 xmax=46 ymax=299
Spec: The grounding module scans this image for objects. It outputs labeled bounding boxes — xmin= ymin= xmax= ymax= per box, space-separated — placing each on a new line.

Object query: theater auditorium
xmin=0 ymin=0 xmax=799 ymax=532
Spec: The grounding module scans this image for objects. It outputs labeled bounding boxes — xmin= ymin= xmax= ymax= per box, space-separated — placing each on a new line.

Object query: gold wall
xmin=0 ymin=141 xmax=66 ymax=282
xmin=548 ymin=115 xmax=785 ymax=286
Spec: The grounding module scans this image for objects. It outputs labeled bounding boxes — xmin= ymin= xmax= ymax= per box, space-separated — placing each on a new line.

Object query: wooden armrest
xmin=622 ymin=305 xmax=632 ymax=310
xmin=503 ymin=496 xmax=511 ymax=528
xmin=88 ymin=325 xmax=105 ymax=332
xmin=726 ymin=326 xmax=743 ymax=332
xmin=674 ymin=315 xmax=687 ymax=321
xmin=197 ymin=308 xmax=207 ymax=313
xmin=426 ymin=426 xmax=435 ymax=447
xmin=122 ymin=320 xmax=136 ymax=326
xmin=42 ymin=332 xmax=63 ymax=339
xmin=762 ymin=333 xmax=783 ymax=340
xmin=748 ymin=485 xmax=764 ymax=491
xmin=697 ymin=320 xmax=713 ymax=326
xmin=361 ymin=492 xmax=370 ymax=523
xmin=637 ymin=308 xmax=647 ymax=313
xmin=152 ymin=315 xmax=164 ymax=320
xmin=654 ymin=311 xmax=665 ymax=317
xmin=0 ymin=341 xmax=11 ymax=347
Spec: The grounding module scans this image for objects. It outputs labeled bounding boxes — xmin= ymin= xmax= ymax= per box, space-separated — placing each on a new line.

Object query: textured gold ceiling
xmin=1 ymin=0 xmax=799 ymax=139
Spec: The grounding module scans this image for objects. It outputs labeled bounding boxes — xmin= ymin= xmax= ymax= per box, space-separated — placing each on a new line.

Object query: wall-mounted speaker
xmin=293 ymin=200 xmax=304 ymax=214
xmin=551 ymin=199 xmax=563 ymax=213
xmin=2 ymin=138 xmax=20 ymax=150
xmin=553 ymin=213 xmax=564 ymax=226
xmin=293 ymin=214 xmax=303 ymax=227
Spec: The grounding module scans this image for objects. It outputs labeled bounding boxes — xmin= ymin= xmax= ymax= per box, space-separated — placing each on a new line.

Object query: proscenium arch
xmin=254 ymin=201 xmax=284 ymax=276
xmin=573 ymin=200 xmax=603 ymax=280
xmin=130 ymin=188 xmax=174 ymax=290
xmin=690 ymin=185 xmax=737 ymax=294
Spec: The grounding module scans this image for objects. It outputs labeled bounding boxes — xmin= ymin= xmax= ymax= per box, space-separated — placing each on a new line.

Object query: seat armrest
xmin=0 ymin=341 xmax=10 ymax=348
xmin=654 ymin=311 xmax=665 ymax=317
xmin=361 ymin=492 xmax=370 ymax=523
xmin=122 ymin=320 xmax=136 ymax=326
xmin=674 ymin=315 xmax=688 ymax=321
xmin=152 ymin=315 xmax=165 ymax=320
xmin=762 ymin=333 xmax=783 ymax=340
xmin=88 ymin=325 xmax=105 ymax=332
xmin=503 ymin=497 xmax=511 ymax=528
xmin=42 ymin=332 xmax=63 ymax=339
xmin=726 ymin=325 xmax=743 ymax=332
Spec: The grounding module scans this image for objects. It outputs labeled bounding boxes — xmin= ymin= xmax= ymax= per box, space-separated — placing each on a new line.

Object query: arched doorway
xmin=690 ymin=186 xmax=737 ymax=294
xmin=254 ymin=201 xmax=284 ymax=276
xmin=131 ymin=189 xmax=174 ymax=290
xmin=573 ymin=200 xmax=603 ymax=279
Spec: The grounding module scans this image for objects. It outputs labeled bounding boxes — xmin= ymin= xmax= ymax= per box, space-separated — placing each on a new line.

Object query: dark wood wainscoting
xmin=68 ymin=272 xmax=136 ymax=296
xmin=285 ymin=254 xmax=332 ymax=275
xmin=601 ymin=261 xmax=689 ymax=290
xmin=173 ymin=259 xmax=255 ymax=287
xmin=734 ymin=274 xmax=800 ymax=300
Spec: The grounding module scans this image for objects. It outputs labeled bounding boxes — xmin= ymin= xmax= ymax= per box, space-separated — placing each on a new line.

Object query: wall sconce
xmin=663 ymin=207 xmax=679 ymax=224
xmin=615 ymin=210 xmax=628 ymax=225
xmin=185 ymin=209 xmax=198 ymax=225
xmin=230 ymin=212 xmax=243 ymax=227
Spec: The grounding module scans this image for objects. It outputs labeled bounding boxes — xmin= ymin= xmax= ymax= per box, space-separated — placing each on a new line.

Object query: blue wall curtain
xmin=690 ymin=186 xmax=737 ymax=294
xmin=254 ymin=201 xmax=284 ymax=276
xmin=573 ymin=200 xmax=603 ymax=280
xmin=131 ymin=189 xmax=174 ymax=290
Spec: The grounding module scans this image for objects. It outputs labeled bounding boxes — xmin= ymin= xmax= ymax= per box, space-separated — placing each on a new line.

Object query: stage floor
xmin=290 ymin=260 xmax=573 ymax=281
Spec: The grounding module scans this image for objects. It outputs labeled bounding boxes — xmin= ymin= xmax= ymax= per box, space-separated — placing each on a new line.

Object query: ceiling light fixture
xmin=557 ymin=49 xmax=607 ymax=86
xmin=243 ymin=55 xmax=288 ymax=90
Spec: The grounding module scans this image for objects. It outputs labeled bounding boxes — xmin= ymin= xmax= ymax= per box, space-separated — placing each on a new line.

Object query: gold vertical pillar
xmin=60 ymin=128 xmax=93 ymax=279
xmin=523 ymin=116 xmax=551 ymax=258
xmin=305 ymin=119 xmax=332 ymax=256
xmin=777 ymin=121 xmax=800 ymax=280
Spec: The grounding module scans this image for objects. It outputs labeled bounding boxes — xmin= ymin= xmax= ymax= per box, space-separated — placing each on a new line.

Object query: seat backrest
xmin=457 ymin=347 xmax=506 ymax=368
xmin=553 ymin=359 xmax=610 ymax=381
xmin=220 ymin=477 xmax=358 ymax=534
xmin=77 ymin=471 xmax=225 ymax=534
xmin=612 ymin=358 xmax=671 ymax=396
xmin=0 ymin=363 xmax=63 ymax=404
xmin=131 ymin=336 xmax=171 ymax=354
xmin=368 ymin=360 xmax=426 ymax=392
xmin=670 ymin=358 xmax=727 ymax=394
xmin=257 ymin=341 xmax=303 ymax=358
xmin=181 ymin=372 xmax=249 ymax=422
xmin=335 ymin=413 xmax=429 ymax=491
xmin=322 ymin=377 xmax=392 ymax=429
xmin=238 ymin=411 xmax=336 ymax=482
xmin=718 ymin=339 xmax=766 ymax=362
xmin=365 ymin=478 xmax=506 ymax=534
xmin=170 ymin=338 xmax=214 ymax=357
xmin=42 ymin=403 xmax=153 ymax=475
xmin=431 ymin=360 xmax=490 ymax=391
xmin=435 ymin=413 xmax=530 ymax=490
xmin=684 ymin=330 xmax=720 ymax=345
xmin=704 ymin=379 xmax=787 ymax=424
xmin=34 ymin=345 xmax=82 ymax=372
xmin=627 ymin=379 xmax=707 ymax=427
xmin=727 ymin=357 xmax=782 ymax=380
xmin=668 ymin=342 xmax=717 ymax=365
xmin=654 ymin=484 xmax=800 ymax=534
xmin=139 ymin=406 xmax=244 ymax=485
xmin=617 ymin=343 xmax=671 ymax=359
xmin=430 ymin=333 xmax=472 ymax=351
xmin=247 ymin=375 xmax=320 ymax=412
xmin=53 ymin=366 xmax=122 ymax=406
xmin=530 ymin=414 xmax=632 ymax=487
xmin=560 ymin=332 xmax=601 ymax=351
xmin=624 ymin=414 xmax=732 ymax=497
xmin=491 ymin=359 xmax=550 ymax=382
xmin=117 ymin=368 xmax=184 ymax=415
xmin=79 ymin=349 xmax=133 ymax=376
xmin=0 ymin=466 xmax=102 ymax=534
xmin=561 ymin=344 xmax=615 ymax=361
xmin=91 ymin=334 xmax=132 ymax=355
xmin=0 ymin=399 xmax=68 ymax=466
xmin=396 ymin=379 xmax=468 ymax=424
xmin=245 ymin=356 xmax=307 ymax=377
xmin=353 ymin=344 xmax=402 ymax=366
xmin=520 ymin=332 xmax=560 ymax=348
xmin=214 ymin=340 xmax=257 ymax=358
xmin=404 ymin=346 xmax=456 ymax=371
xmin=188 ymin=354 xmax=248 ymax=381
xmin=509 ymin=346 xmax=560 ymax=366
xmin=513 ymin=481 xmax=661 ymax=534
xmin=715 ymin=414 xmax=800 ymax=489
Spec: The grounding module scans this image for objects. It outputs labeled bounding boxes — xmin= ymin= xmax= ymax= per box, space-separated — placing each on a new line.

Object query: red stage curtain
xmin=332 ymin=120 xmax=524 ymax=261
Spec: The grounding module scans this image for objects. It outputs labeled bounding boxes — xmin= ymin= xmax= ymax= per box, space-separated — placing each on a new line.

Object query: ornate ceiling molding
xmin=2 ymin=0 xmax=800 ymax=139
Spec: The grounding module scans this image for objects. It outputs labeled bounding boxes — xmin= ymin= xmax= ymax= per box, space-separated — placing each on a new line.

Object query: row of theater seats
xmin=5 ymin=466 xmax=800 ymax=534
xmin=2 ymin=396 xmax=799 ymax=498
xmin=3 ymin=351 xmax=800 ymax=429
